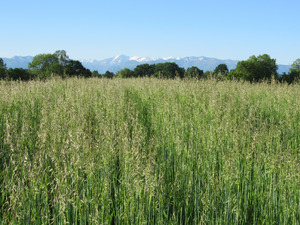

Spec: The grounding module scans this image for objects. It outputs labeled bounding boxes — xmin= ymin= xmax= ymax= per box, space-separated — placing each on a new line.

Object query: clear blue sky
xmin=1 ymin=0 xmax=299 ymax=64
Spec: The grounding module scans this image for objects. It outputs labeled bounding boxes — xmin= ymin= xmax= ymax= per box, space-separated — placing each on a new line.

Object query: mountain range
xmin=2 ymin=55 xmax=291 ymax=74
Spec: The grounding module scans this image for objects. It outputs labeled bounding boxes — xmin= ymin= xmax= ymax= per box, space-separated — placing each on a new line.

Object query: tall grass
xmin=0 ymin=77 xmax=299 ymax=224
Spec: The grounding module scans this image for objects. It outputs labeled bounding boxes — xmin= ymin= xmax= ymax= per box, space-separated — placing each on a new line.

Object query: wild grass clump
xmin=0 ymin=77 xmax=299 ymax=224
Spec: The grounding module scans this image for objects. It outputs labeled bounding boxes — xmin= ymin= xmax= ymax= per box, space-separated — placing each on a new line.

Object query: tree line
xmin=0 ymin=50 xmax=109 ymax=81
xmin=1 ymin=51 xmax=299 ymax=83
xmin=118 ymin=54 xmax=300 ymax=83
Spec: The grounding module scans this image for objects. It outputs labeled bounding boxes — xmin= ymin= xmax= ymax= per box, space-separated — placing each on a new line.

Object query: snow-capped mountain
xmin=79 ymin=55 xmax=240 ymax=73
xmin=80 ymin=55 xmax=290 ymax=74
xmin=2 ymin=55 xmax=291 ymax=74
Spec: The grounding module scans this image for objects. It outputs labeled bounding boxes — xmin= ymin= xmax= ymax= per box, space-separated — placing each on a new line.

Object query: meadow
xmin=0 ymin=77 xmax=299 ymax=224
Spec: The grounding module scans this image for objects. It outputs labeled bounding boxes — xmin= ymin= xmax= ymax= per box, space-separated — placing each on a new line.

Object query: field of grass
xmin=0 ymin=77 xmax=299 ymax=224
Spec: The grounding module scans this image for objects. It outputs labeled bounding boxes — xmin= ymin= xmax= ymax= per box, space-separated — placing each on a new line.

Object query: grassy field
xmin=0 ymin=77 xmax=299 ymax=224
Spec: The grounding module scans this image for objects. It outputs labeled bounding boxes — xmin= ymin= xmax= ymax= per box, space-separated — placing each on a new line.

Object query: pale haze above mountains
xmin=2 ymin=55 xmax=291 ymax=74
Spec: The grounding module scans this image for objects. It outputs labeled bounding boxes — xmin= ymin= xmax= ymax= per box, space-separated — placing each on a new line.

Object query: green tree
xmin=28 ymin=54 xmax=56 ymax=71
xmin=291 ymin=58 xmax=300 ymax=71
xmin=133 ymin=64 xmax=155 ymax=77
xmin=154 ymin=62 xmax=185 ymax=79
xmin=55 ymin=50 xmax=69 ymax=75
xmin=103 ymin=71 xmax=114 ymax=79
xmin=185 ymin=66 xmax=204 ymax=79
xmin=0 ymin=58 xmax=7 ymax=79
xmin=214 ymin=64 xmax=229 ymax=75
xmin=226 ymin=69 xmax=245 ymax=81
xmin=28 ymin=50 xmax=70 ymax=78
xmin=92 ymin=70 xmax=101 ymax=78
xmin=0 ymin=68 xmax=7 ymax=79
xmin=65 ymin=60 xmax=92 ymax=78
xmin=285 ymin=58 xmax=300 ymax=83
xmin=0 ymin=58 xmax=7 ymax=69
xmin=7 ymin=68 xmax=32 ymax=81
xmin=118 ymin=68 xmax=134 ymax=78
xmin=230 ymin=54 xmax=278 ymax=81
xmin=203 ymin=71 xmax=213 ymax=78
xmin=55 ymin=50 xmax=69 ymax=67
xmin=28 ymin=53 xmax=60 ymax=78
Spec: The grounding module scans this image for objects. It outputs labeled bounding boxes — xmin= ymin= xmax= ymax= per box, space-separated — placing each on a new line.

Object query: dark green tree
xmin=0 ymin=68 xmax=7 ymax=79
xmin=0 ymin=58 xmax=7 ymax=69
xmin=0 ymin=58 xmax=7 ymax=79
xmin=133 ymin=64 xmax=155 ymax=77
xmin=103 ymin=71 xmax=114 ymax=79
xmin=214 ymin=64 xmax=229 ymax=75
xmin=229 ymin=54 xmax=278 ymax=81
xmin=65 ymin=60 xmax=92 ymax=77
xmin=7 ymin=68 xmax=32 ymax=81
xmin=154 ymin=62 xmax=185 ymax=79
xmin=185 ymin=66 xmax=204 ymax=79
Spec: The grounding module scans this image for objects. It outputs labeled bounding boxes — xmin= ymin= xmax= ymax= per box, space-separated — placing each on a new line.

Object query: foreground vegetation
xmin=0 ymin=77 xmax=299 ymax=224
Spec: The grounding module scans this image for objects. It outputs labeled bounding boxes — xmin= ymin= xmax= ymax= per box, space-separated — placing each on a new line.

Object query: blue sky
xmin=1 ymin=0 xmax=299 ymax=64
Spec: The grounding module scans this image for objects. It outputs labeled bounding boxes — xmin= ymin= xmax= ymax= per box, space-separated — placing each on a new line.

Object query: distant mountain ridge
xmin=2 ymin=55 xmax=291 ymax=74
xmin=79 ymin=55 xmax=241 ymax=74
xmin=79 ymin=55 xmax=292 ymax=74
xmin=2 ymin=56 xmax=34 ymax=69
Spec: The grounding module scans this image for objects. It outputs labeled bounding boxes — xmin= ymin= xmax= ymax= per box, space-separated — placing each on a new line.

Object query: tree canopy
xmin=154 ymin=62 xmax=185 ymax=79
xmin=133 ymin=64 xmax=155 ymax=77
xmin=284 ymin=58 xmax=300 ymax=83
xmin=28 ymin=53 xmax=61 ymax=78
xmin=55 ymin=50 xmax=69 ymax=67
xmin=185 ymin=66 xmax=204 ymax=79
xmin=0 ymin=58 xmax=7 ymax=79
xmin=65 ymin=60 xmax=92 ymax=78
xmin=7 ymin=68 xmax=32 ymax=81
xmin=118 ymin=68 xmax=134 ymax=78
xmin=103 ymin=71 xmax=114 ymax=79
xmin=291 ymin=59 xmax=300 ymax=71
xmin=214 ymin=64 xmax=229 ymax=75
xmin=0 ymin=58 xmax=7 ymax=69
xmin=27 ymin=50 xmax=91 ymax=78
xmin=228 ymin=54 xmax=278 ymax=81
